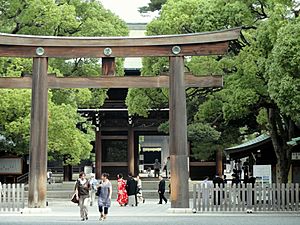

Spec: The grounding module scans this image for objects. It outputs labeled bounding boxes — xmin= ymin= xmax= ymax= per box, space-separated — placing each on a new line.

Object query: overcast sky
xmin=100 ymin=0 xmax=159 ymax=23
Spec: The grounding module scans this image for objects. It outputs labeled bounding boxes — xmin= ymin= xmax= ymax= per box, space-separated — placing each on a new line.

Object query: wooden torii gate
xmin=0 ymin=28 xmax=240 ymax=209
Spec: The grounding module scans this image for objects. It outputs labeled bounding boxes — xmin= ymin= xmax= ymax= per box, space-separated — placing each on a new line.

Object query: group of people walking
xmin=74 ymin=171 xmax=152 ymax=221
xmin=74 ymin=172 xmax=112 ymax=221
xmin=117 ymin=172 xmax=145 ymax=207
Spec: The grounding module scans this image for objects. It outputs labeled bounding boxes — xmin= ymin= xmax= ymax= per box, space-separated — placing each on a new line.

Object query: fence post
xmin=295 ymin=183 xmax=299 ymax=211
xmin=197 ymin=183 xmax=201 ymax=211
xmin=290 ymin=183 xmax=295 ymax=211
xmin=21 ymin=183 xmax=25 ymax=209
xmin=262 ymin=184 xmax=266 ymax=211
xmin=0 ymin=183 xmax=2 ymax=212
xmin=16 ymin=184 xmax=20 ymax=212
xmin=3 ymin=184 xmax=6 ymax=211
xmin=193 ymin=183 xmax=196 ymax=211
xmin=12 ymin=184 xmax=16 ymax=212
xmin=220 ymin=185 xmax=223 ymax=212
xmin=286 ymin=183 xmax=290 ymax=211
xmin=282 ymin=183 xmax=286 ymax=211
xmin=8 ymin=184 xmax=11 ymax=212
xmin=267 ymin=184 xmax=272 ymax=211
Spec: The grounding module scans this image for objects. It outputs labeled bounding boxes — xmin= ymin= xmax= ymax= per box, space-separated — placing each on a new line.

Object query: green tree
xmin=0 ymin=0 xmax=128 ymax=108
xmin=127 ymin=0 xmax=300 ymax=182
xmin=0 ymin=90 xmax=93 ymax=165
xmin=0 ymin=0 xmax=128 ymax=165
xmin=139 ymin=0 xmax=167 ymax=13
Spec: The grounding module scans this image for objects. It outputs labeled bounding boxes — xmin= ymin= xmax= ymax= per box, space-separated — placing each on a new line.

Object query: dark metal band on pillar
xmin=169 ymin=56 xmax=189 ymax=208
xmin=28 ymin=57 xmax=48 ymax=208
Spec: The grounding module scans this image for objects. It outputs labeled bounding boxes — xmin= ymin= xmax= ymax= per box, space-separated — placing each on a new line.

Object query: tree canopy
xmin=139 ymin=0 xmax=167 ymax=13
xmin=127 ymin=0 xmax=300 ymax=182
xmin=0 ymin=0 xmax=129 ymax=165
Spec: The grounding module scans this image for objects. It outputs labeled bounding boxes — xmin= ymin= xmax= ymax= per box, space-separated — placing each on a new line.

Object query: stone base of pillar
xmin=167 ymin=208 xmax=193 ymax=214
xmin=21 ymin=207 xmax=52 ymax=214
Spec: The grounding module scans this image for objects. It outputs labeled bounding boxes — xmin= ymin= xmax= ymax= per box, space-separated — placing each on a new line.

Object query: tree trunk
xmin=268 ymin=107 xmax=293 ymax=183
xmin=63 ymin=164 xmax=72 ymax=181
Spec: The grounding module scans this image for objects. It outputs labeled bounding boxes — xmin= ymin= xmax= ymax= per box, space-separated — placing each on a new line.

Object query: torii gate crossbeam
xmin=0 ymin=28 xmax=240 ymax=209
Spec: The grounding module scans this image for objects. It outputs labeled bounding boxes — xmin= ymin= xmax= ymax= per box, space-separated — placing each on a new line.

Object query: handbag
xmin=71 ymin=193 xmax=79 ymax=204
xmin=95 ymin=186 xmax=101 ymax=197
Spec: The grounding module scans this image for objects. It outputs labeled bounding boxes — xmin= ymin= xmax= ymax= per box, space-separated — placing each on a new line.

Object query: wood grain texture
xmin=0 ymin=28 xmax=241 ymax=47
xmin=102 ymin=57 xmax=116 ymax=76
xmin=0 ymin=42 xmax=229 ymax=58
xmin=0 ymin=75 xmax=223 ymax=89
xmin=28 ymin=58 xmax=48 ymax=208
xmin=169 ymin=56 xmax=189 ymax=208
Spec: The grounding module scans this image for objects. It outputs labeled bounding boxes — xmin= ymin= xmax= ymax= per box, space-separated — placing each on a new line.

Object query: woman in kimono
xmin=116 ymin=173 xmax=128 ymax=206
xmin=97 ymin=173 xmax=112 ymax=221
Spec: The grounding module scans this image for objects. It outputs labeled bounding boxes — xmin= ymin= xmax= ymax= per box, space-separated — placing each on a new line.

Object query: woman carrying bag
xmin=74 ymin=172 xmax=91 ymax=221
xmin=97 ymin=173 xmax=112 ymax=221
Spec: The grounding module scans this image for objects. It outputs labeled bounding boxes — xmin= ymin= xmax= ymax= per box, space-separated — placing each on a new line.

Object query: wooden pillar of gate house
xmin=128 ymin=127 xmax=135 ymax=175
xmin=216 ymin=148 xmax=223 ymax=177
xmin=28 ymin=57 xmax=48 ymax=208
xmin=95 ymin=130 xmax=102 ymax=180
xmin=169 ymin=56 xmax=189 ymax=209
xmin=95 ymin=57 xmax=116 ymax=179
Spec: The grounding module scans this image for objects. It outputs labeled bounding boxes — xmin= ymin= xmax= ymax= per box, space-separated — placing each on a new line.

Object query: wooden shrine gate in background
xmin=0 ymin=28 xmax=240 ymax=209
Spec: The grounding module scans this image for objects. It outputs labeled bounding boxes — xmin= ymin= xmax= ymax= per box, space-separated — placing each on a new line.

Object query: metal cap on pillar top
xmin=0 ymin=28 xmax=241 ymax=209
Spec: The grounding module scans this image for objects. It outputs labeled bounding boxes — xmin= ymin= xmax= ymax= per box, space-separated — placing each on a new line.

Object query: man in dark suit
xmin=158 ymin=175 xmax=167 ymax=204
xmin=126 ymin=173 xmax=137 ymax=207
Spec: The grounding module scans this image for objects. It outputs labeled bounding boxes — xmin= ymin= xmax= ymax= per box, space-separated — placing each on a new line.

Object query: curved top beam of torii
xmin=0 ymin=27 xmax=241 ymax=58
xmin=0 ymin=27 xmax=241 ymax=46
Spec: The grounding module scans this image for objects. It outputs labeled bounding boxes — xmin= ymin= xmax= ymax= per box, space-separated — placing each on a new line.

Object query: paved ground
xmin=1 ymin=200 xmax=300 ymax=225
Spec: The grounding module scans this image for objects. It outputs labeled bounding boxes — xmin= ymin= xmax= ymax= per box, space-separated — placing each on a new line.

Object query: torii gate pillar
xmin=169 ymin=56 xmax=189 ymax=208
xmin=28 ymin=58 xmax=48 ymax=208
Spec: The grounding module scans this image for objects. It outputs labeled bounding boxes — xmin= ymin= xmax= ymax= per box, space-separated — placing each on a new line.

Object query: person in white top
xmin=89 ymin=173 xmax=98 ymax=206
xmin=136 ymin=175 xmax=145 ymax=204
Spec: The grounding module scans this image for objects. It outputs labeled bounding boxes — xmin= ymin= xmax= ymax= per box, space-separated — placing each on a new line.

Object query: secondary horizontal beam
xmin=0 ymin=75 xmax=223 ymax=89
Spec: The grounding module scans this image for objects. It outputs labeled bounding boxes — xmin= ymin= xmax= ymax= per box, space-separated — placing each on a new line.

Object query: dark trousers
xmin=159 ymin=192 xmax=167 ymax=204
xmin=154 ymin=169 xmax=160 ymax=177
xmin=99 ymin=206 xmax=108 ymax=215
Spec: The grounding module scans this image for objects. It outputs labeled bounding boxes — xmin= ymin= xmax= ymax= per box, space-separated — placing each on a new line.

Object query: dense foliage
xmin=128 ymin=0 xmax=300 ymax=182
xmin=0 ymin=0 xmax=128 ymax=165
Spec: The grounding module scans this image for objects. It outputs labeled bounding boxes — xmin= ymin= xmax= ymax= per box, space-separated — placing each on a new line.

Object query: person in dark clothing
xmin=246 ymin=173 xmax=256 ymax=186
xmin=213 ymin=174 xmax=224 ymax=205
xmin=245 ymin=173 xmax=256 ymax=206
xmin=126 ymin=173 xmax=137 ymax=207
xmin=154 ymin=159 xmax=161 ymax=178
xmin=213 ymin=174 xmax=224 ymax=186
xmin=75 ymin=172 xmax=90 ymax=221
xmin=223 ymin=175 xmax=227 ymax=184
xmin=158 ymin=175 xmax=167 ymax=204
xmin=232 ymin=172 xmax=241 ymax=186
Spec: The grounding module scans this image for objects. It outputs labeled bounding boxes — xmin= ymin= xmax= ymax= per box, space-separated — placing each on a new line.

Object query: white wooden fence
xmin=192 ymin=183 xmax=300 ymax=212
xmin=0 ymin=183 xmax=25 ymax=212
